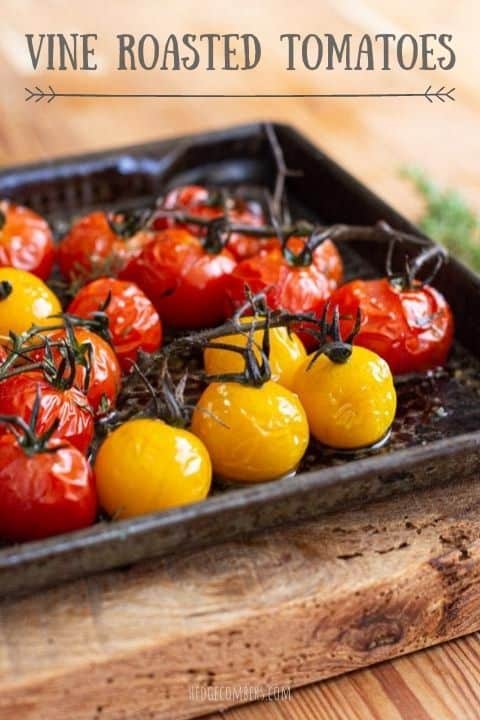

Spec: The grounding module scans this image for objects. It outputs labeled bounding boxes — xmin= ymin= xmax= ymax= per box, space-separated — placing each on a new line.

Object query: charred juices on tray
xmin=0 ymin=125 xmax=454 ymax=541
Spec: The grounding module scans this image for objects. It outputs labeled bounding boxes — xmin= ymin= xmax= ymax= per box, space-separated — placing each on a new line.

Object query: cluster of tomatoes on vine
xmin=0 ymin=178 xmax=453 ymax=544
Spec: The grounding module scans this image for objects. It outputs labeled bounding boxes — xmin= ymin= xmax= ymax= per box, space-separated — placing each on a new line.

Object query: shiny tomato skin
xmin=33 ymin=328 xmax=121 ymax=413
xmin=68 ymin=278 xmax=162 ymax=370
xmin=0 ymin=434 xmax=96 ymax=542
xmin=0 ymin=201 xmax=55 ymax=280
xmin=225 ymin=238 xmax=342 ymax=349
xmin=155 ymin=185 xmax=270 ymax=260
xmin=120 ymin=229 xmax=236 ymax=329
xmin=329 ymin=278 xmax=454 ymax=375
xmin=0 ymin=372 xmax=94 ymax=454
xmin=58 ymin=211 xmax=152 ymax=281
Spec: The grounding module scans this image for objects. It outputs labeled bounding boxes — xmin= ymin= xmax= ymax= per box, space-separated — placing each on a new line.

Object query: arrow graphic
xmin=25 ymin=85 xmax=57 ymax=103
xmin=424 ymin=85 xmax=455 ymax=103
xmin=25 ymin=85 xmax=456 ymax=104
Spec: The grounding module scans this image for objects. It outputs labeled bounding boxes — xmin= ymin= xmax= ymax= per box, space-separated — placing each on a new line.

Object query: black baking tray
xmin=0 ymin=122 xmax=479 ymax=598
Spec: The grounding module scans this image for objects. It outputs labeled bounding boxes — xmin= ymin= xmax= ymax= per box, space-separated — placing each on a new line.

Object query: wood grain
xmin=1 ymin=2 xmax=479 ymax=719
xmin=2 ymin=475 xmax=480 ymax=719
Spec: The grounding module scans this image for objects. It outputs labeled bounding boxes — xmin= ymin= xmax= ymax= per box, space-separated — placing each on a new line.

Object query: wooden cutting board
xmin=1 ymin=472 xmax=480 ymax=720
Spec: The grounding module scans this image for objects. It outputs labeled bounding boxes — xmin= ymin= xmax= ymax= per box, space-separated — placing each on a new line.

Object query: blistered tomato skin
xmin=0 ymin=435 xmax=96 ymax=542
xmin=204 ymin=321 xmax=307 ymax=390
xmin=292 ymin=346 xmax=397 ymax=450
xmin=120 ymin=229 xmax=236 ymax=329
xmin=0 ymin=267 xmax=62 ymax=338
xmin=329 ymin=279 xmax=454 ymax=375
xmin=0 ymin=201 xmax=55 ymax=280
xmin=156 ymin=184 xmax=270 ymax=260
xmin=224 ymin=238 xmax=343 ymax=350
xmin=94 ymin=418 xmax=212 ymax=519
xmin=58 ymin=211 xmax=152 ymax=281
xmin=191 ymin=381 xmax=309 ymax=484
xmin=33 ymin=328 xmax=121 ymax=413
xmin=68 ymin=278 xmax=162 ymax=370
xmin=0 ymin=372 xmax=94 ymax=454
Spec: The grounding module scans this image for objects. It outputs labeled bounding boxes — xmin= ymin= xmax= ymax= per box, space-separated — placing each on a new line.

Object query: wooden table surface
xmin=1 ymin=2 xmax=479 ymax=718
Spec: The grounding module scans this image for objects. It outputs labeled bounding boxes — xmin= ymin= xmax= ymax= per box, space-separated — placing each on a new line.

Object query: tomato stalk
xmin=0 ymin=281 xmax=12 ymax=300
xmin=387 ymin=241 xmax=447 ymax=290
xmin=106 ymin=208 xmax=152 ymax=240
xmin=307 ymin=303 xmax=362 ymax=369
xmin=0 ymin=388 xmax=60 ymax=455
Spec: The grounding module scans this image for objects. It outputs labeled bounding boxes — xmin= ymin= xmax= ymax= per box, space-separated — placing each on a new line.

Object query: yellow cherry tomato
xmin=191 ymin=380 xmax=309 ymax=484
xmin=292 ymin=346 xmax=396 ymax=449
xmin=94 ymin=418 xmax=212 ymax=519
xmin=204 ymin=319 xmax=306 ymax=390
xmin=0 ymin=267 xmax=61 ymax=337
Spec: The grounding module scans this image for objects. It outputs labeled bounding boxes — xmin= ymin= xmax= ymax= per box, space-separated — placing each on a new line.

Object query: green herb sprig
xmin=402 ymin=167 xmax=480 ymax=271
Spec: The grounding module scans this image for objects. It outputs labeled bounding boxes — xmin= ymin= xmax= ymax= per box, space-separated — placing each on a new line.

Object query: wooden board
xmin=1 ymin=1 xmax=480 ymax=717
xmin=2 ymin=473 xmax=480 ymax=720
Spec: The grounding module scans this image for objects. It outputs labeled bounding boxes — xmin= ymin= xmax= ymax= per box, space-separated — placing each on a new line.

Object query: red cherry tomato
xmin=120 ymin=228 xmax=236 ymax=329
xmin=155 ymin=185 xmax=271 ymax=260
xmin=225 ymin=237 xmax=343 ymax=349
xmin=58 ymin=211 xmax=152 ymax=281
xmin=0 ymin=200 xmax=55 ymax=280
xmin=329 ymin=278 xmax=454 ymax=374
xmin=0 ymin=433 xmax=96 ymax=542
xmin=0 ymin=372 xmax=94 ymax=453
xmin=68 ymin=278 xmax=162 ymax=370
xmin=33 ymin=327 xmax=121 ymax=414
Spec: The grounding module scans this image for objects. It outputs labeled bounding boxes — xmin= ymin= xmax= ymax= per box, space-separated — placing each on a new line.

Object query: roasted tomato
xmin=58 ymin=211 xmax=153 ymax=281
xmin=0 ymin=267 xmax=62 ymax=338
xmin=0 ymin=372 xmax=94 ymax=454
xmin=94 ymin=418 xmax=211 ymax=519
xmin=120 ymin=228 xmax=236 ymax=329
xmin=224 ymin=237 xmax=343 ymax=349
xmin=0 ymin=427 xmax=96 ymax=542
xmin=292 ymin=345 xmax=396 ymax=450
xmin=329 ymin=278 xmax=454 ymax=375
xmin=203 ymin=318 xmax=306 ymax=390
xmin=67 ymin=278 xmax=162 ymax=370
xmin=33 ymin=327 xmax=121 ymax=414
xmin=191 ymin=380 xmax=309 ymax=484
xmin=0 ymin=201 xmax=55 ymax=280
xmin=155 ymin=184 xmax=270 ymax=260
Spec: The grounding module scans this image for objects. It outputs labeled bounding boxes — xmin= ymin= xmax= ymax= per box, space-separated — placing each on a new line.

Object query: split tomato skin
xmin=120 ymin=229 xmax=236 ymax=329
xmin=155 ymin=184 xmax=269 ymax=260
xmin=58 ymin=211 xmax=152 ymax=281
xmin=0 ymin=372 xmax=94 ymax=454
xmin=191 ymin=380 xmax=309 ymax=484
xmin=94 ymin=418 xmax=212 ymax=519
xmin=0 ymin=434 xmax=96 ymax=542
xmin=68 ymin=278 xmax=162 ymax=370
xmin=0 ymin=201 xmax=55 ymax=280
xmin=33 ymin=328 xmax=121 ymax=413
xmin=329 ymin=278 xmax=454 ymax=375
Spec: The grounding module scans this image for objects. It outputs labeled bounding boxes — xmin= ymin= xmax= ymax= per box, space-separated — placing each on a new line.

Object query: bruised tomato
xmin=0 ymin=200 xmax=55 ymax=280
xmin=155 ymin=185 xmax=271 ymax=260
xmin=58 ymin=211 xmax=152 ymax=281
xmin=0 ymin=432 xmax=96 ymax=542
xmin=0 ymin=372 xmax=94 ymax=454
xmin=120 ymin=228 xmax=236 ymax=329
xmin=33 ymin=327 xmax=121 ymax=414
xmin=68 ymin=278 xmax=162 ymax=370
xmin=329 ymin=278 xmax=454 ymax=375
xmin=225 ymin=237 xmax=343 ymax=349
